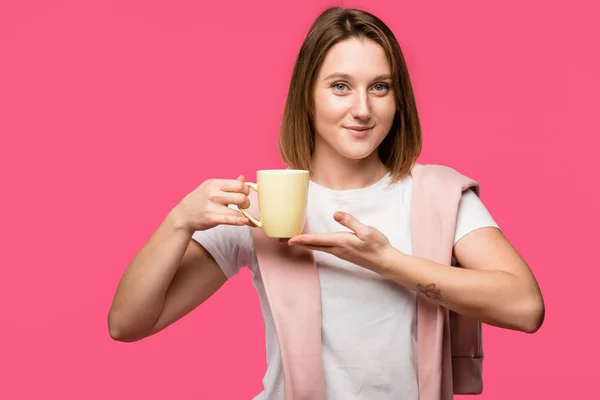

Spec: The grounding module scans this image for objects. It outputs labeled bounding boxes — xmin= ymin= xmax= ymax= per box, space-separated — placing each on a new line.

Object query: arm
xmin=377 ymin=226 xmax=545 ymax=333
xmin=288 ymin=212 xmax=545 ymax=334
xmin=108 ymin=176 xmax=252 ymax=342
xmin=107 ymin=209 xmax=227 ymax=342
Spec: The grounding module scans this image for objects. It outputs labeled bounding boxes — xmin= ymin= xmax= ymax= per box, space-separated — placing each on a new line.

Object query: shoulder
xmin=454 ymin=189 xmax=500 ymax=244
xmin=411 ymin=163 xmax=472 ymax=180
xmin=191 ymin=222 xmax=253 ymax=253
xmin=411 ymin=163 xmax=479 ymax=194
xmin=192 ymin=223 xmax=254 ymax=278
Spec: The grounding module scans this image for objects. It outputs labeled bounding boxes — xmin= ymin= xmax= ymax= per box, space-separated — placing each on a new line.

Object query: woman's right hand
xmin=172 ymin=174 xmax=252 ymax=233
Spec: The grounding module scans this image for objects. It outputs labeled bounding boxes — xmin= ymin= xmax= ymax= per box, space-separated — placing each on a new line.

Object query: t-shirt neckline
xmin=309 ymin=172 xmax=394 ymax=199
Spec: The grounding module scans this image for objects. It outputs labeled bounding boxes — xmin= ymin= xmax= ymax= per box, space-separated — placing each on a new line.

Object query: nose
xmin=350 ymin=90 xmax=371 ymax=121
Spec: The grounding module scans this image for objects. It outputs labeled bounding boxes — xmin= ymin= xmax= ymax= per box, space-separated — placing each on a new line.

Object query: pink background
xmin=1 ymin=0 xmax=598 ymax=398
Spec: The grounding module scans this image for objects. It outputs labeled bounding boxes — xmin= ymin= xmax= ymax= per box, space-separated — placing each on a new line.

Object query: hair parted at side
xmin=278 ymin=7 xmax=422 ymax=182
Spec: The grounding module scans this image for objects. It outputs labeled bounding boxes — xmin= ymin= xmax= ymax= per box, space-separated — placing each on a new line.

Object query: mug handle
xmin=239 ymin=182 xmax=263 ymax=228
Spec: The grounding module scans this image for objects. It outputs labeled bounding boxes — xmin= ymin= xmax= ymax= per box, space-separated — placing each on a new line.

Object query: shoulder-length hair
xmin=279 ymin=7 xmax=422 ymax=182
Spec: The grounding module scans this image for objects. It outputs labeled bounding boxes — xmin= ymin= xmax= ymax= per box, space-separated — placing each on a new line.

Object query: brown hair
xmin=278 ymin=7 xmax=422 ymax=182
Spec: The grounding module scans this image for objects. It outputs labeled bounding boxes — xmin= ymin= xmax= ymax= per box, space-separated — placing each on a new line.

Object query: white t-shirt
xmin=192 ymin=173 xmax=499 ymax=400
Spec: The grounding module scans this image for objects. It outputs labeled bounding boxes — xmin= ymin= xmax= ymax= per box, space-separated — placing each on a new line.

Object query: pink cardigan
xmin=246 ymin=164 xmax=484 ymax=400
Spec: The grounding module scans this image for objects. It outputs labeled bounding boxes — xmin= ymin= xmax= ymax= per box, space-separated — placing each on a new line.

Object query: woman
xmin=108 ymin=7 xmax=545 ymax=399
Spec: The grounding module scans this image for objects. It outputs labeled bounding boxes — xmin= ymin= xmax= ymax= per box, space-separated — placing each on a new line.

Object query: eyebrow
xmin=323 ymin=72 xmax=393 ymax=82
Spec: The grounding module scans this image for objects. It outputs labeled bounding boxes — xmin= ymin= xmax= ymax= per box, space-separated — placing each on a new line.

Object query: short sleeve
xmin=454 ymin=189 xmax=500 ymax=245
xmin=191 ymin=224 xmax=253 ymax=279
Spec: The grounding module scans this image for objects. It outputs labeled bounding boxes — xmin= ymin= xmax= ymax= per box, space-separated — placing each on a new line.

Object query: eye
xmin=372 ymin=83 xmax=390 ymax=93
xmin=331 ymin=82 xmax=349 ymax=92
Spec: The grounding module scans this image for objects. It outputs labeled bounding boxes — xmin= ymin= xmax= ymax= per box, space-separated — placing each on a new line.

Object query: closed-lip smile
xmin=343 ymin=125 xmax=374 ymax=131
xmin=344 ymin=125 xmax=374 ymax=138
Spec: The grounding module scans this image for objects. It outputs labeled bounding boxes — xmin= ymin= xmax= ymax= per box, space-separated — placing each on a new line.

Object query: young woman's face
xmin=312 ymin=37 xmax=396 ymax=161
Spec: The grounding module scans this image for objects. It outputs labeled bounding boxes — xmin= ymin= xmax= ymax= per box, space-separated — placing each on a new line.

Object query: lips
xmin=344 ymin=126 xmax=374 ymax=138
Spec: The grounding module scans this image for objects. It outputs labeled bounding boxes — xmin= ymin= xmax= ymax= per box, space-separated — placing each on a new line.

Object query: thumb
xmin=334 ymin=212 xmax=368 ymax=238
xmin=236 ymin=174 xmax=246 ymax=182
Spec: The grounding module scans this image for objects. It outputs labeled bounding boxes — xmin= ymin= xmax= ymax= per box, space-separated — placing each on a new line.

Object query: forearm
xmin=108 ymin=207 xmax=192 ymax=337
xmin=377 ymin=248 xmax=544 ymax=333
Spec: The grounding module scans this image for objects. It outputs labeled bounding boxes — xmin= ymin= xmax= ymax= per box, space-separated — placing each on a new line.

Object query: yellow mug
xmin=239 ymin=169 xmax=310 ymax=238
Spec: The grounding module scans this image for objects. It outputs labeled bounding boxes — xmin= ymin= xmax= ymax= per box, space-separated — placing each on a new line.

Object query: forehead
xmin=318 ymin=38 xmax=391 ymax=79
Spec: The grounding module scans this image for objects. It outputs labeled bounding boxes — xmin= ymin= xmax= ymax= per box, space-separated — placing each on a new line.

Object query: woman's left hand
xmin=287 ymin=212 xmax=395 ymax=271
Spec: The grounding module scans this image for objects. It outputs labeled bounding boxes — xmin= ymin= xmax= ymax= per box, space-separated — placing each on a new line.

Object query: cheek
xmin=377 ymin=98 xmax=396 ymax=124
xmin=314 ymin=92 xmax=347 ymax=127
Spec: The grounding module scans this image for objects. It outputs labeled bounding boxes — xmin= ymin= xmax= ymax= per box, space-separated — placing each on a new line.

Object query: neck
xmin=310 ymin=146 xmax=389 ymax=191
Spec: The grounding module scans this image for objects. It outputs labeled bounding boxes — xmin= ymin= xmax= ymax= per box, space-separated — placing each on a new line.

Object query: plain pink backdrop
xmin=1 ymin=0 xmax=598 ymax=398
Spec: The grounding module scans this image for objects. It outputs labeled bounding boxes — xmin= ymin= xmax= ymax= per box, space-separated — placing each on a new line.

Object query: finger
xmin=214 ymin=210 xmax=251 ymax=226
xmin=288 ymin=233 xmax=346 ymax=247
xmin=211 ymin=192 xmax=250 ymax=208
xmin=333 ymin=212 xmax=369 ymax=238
xmin=288 ymin=241 xmax=333 ymax=249
xmin=290 ymin=243 xmax=336 ymax=254
xmin=218 ymin=179 xmax=250 ymax=195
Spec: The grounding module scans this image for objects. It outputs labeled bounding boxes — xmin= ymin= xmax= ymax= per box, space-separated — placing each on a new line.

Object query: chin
xmin=335 ymin=143 xmax=379 ymax=160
